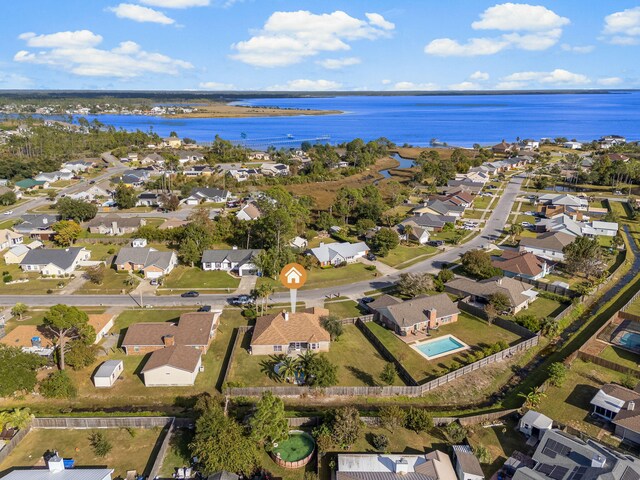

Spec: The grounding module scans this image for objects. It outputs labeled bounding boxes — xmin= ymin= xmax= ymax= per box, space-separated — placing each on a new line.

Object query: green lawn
xmin=324 ymin=299 xmax=365 ymax=318
xmin=378 ymin=244 xmax=437 ymax=268
xmin=0 ymin=427 xmax=163 ymax=479
xmin=75 ymin=268 xmax=138 ymax=295
xmin=4 ymin=307 xmax=106 ymax=334
xmin=364 ymin=313 xmax=522 ymax=384
xmin=473 ymin=195 xmax=493 ymax=209
xmin=158 ymin=428 xmax=194 ymax=478
xmin=467 ymin=419 xmax=530 ymax=477
xmin=161 ymin=266 xmax=240 ymax=291
xmin=229 ymin=324 xmax=405 ymax=387
xmin=77 ymin=242 xmax=120 ymax=262
xmin=600 ymin=345 xmax=640 ymax=371
xmin=464 ymin=209 xmax=485 ymax=220
xmin=300 ymin=263 xmax=378 ymax=291
xmin=0 ymin=258 xmax=70 ymax=294
xmin=536 ymin=359 xmax=628 ymax=441
xmin=514 ymin=214 xmax=536 ymax=225
xmin=626 ymin=298 xmax=640 ymax=316
xmin=528 ymin=297 xmax=568 ymax=320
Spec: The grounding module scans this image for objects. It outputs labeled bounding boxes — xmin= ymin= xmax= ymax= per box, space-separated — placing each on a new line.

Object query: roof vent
xmin=394 ymin=458 xmax=410 ymax=475
xmin=591 ymin=455 xmax=606 ymax=469
xmin=284 ymin=311 xmax=289 ymax=322
xmin=47 ymin=453 xmax=65 ymax=473
xmin=628 ymin=401 xmax=635 ymax=411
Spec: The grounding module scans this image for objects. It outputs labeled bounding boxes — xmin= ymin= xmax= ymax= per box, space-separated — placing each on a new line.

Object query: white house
xmin=582 ymin=221 xmax=618 ymax=237
xmin=115 ymin=247 xmax=178 ymax=279
xmin=563 ymin=141 xmax=583 ymax=150
xmin=519 ymin=410 xmax=553 ymax=439
xmin=183 ymin=187 xmax=230 ymax=205
xmin=1 ymin=455 xmax=113 ymax=480
xmin=20 ymin=247 xmax=90 ymax=276
xmin=0 ymin=229 xmax=23 ymax=250
xmin=236 ymin=202 xmax=262 ymax=221
xmin=336 ymin=451 xmax=457 ymax=480
xmin=93 ymin=360 xmax=124 ymax=388
xmin=67 ymin=185 xmax=110 ymax=203
xmin=261 ymin=163 xmax=290 ymax=176
xmin=201 ymin=248 xmax=261 ymax=276
xmin=141 ymin=345 xmax=202 ymax=387
xmin=519 ymin=232 xmax=575 ymax=262
xmin=290 ymin=236 xmax=308 ymax=249
xmin=310 ymin=241 xmax=370 ymax=267
xmin=452 ymin=445 xmax=484 ymax=480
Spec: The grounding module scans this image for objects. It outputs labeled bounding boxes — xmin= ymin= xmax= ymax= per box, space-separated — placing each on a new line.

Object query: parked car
xmin=521 ymin=221 xmax=533 ymax=227
xmin=428 ymin=240 xmax=444 ymax=247
xmin=181 ymin=291 xmax=200 ymax=298
xmin=3 ymin=210 xmax=13 ymax=215
xmin=231 ymin=295 xmax=252 ymax=306
xmin=614 ymin=190 xmax=623 ymax=195
xmin=361 ymin=297 xmax=375 ymax=304
xmin=366 ymin=253 xmax=377 ymax=261
xmin=198 ymin=305 xmax=212 ymax=312
xmin=89 ymin=180 xmax=96 ymax=184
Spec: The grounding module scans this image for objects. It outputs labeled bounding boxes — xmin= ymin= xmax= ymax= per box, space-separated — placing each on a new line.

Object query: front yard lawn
xmin=0 ymin=427 xmax=163 ymax=479
xmin=0 ymin=260 xmax=70 ymax=294
xmin=473 ymin=196 xmax=493 ymax=209
xmin=378 ymin=244 xmax=437 ymax=268
xmin=324 ymin=299 xmax=365 ymax=318
xmin=364 ymin=313 xmax=522 ymax=384
xmin=301 ymin=263 xmax=378 ymax=291
xmin=464 ymin=209 xmax=485 ymax=219
xmin=161 ymin=266 xmax=240 ymax=291
xmin=514 ymin=214 xmax=536 ymax=225
xmin=228 ymin=324 xmax=405 ymax=387
xmin=75 ymin=268 xmax=138 ymax=295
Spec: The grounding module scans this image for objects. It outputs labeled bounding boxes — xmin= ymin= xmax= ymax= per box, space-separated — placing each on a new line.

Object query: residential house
xmin=176 ymin=151 xmax=205 ymax=164
xmin=608 ymin=153 xmax=630 ymax=163
xmin=120 ymin=169 xmax=150 ymax=186
xmin=519 ymin=232 xmax=575 ymax=262
xmin=445 ymin=180 xmax=484 ymax=195
xmin=0 ymin=229 xmax=23 ymax=250
xmin=140 ymin=153 xmax=165 ymax=165
xmin=114 ymin=246 xmax=177 ymax=279
xmin=93 ymin=359 xmax=124 ymax=388
xmin=582 ymin=221 xmax=618 ymax=237
xmin=537 ymin=194 xmax=588 ymax=211
xmin=372 ymin=293 xmax=460 ymax=335
xmin=122 ymin=311 xmax=219 ymax=355
xmin=162 ymin=137 xmax=182 ymax=148
xmin=492 ymin=251 xmax=551 ymax=280
xmin=600 ymin=135 xmax=626 ymax=145
xmin=423 ymin=199 xmax=466 ymax=218
xmin=401 ymin=213 xmax=456 ymax=232
xmin=249 ymin=152 xmax=271 ymax=161
xmin=590 ymin=383 xmax=640 ymax=445
xmin=250 ymin=307 xmax=331 ymax=355
xmin=452 ymin=445 xmax=484 ymax=480
xmin=563 ymin=141 xmax=583 ymax=150
xmin=536 ymin=214 xmax=584 ymax=237
xmin=236 ymin=202 xmax=262 ymax=221
xmin=227 ymin=168 xmax=261 ymax=182
xmin=445 ymin=190 xmax=475 ymax=208
xmin=20 ymin=247 xmax=90 ymax=276
xmin=445 ymin=276 xmax=538 ymax=314
xmin=183 ymin=165 xmax=215 ymax=177
xmin=201 ymin=248 xmax=262 ymax=276
xmin=15 ymin=178 xmax=48 ymax=190
xmin=397 ymin=224 xmax=431 ymax=244
xmin=136 ymin=191 xmax=161 ymax=207
xmin=3 ymin=241 xmax=42 ymax=264
xmin=261 ymin=163 xmax=290 ymax=176
xmin=88 ymin=314 xmax=116 ymax=342
xmin=521 ymin=139 xmax=540 ymax=150
xmin=336 ymin=451 xmax=457 ymax=480
xmin=1 ymin=455 xmax=113 ymax=480
xmin=67 ymin=185 xmax=110 ymax=203
xmin=519 ymin=410 xmax=553 ymax=440
xmin=492 ymin=140 xmax=515 ymax=154
xmin=183 ymin=187 xmax=231 ymax=205
xmin=512 ymin=429 xmax=640 ymax=480
xmin=13 ymin=214 xmax=60 ymax=240
xmin=309 ymin=241 xmax=370 ymax=267
xmin=35 ymin=170 xmax=73 ymax=182
xmin=141 ymin=345 xmax=203 ymax=387
xmin=456 ymin=171 xmax=490 ymax=184
xmin=87 ymin=215 xmax=146 ymax=235
xmin=62 ymin=160 xmax=92 ymax=173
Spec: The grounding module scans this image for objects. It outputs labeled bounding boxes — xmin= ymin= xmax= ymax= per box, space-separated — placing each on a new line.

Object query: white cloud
xmin=470 ymin=71 xmax=490 ymax=81
xmin=317 ymin=57 xmax=361 ymax=69
xmin=390 ymin=81 xmax=439 ymax=91
xmin=501 ymin=68 xmax=590 ymax=86
xmin=231 ymin=10 xmax=394 ymax=67
xmin=18 ymin=30 xmax=102 ymax=48
xmin=0 ymin=72 xmax=32 ymax=88
xmin=602 ymin=7 xmax=640 ymax=45
xmin=597 ymin=77 xmax=623 ymax=86
xmin=140 ymin=0 xmax=209 ymax=8
xmin=198 ymin=81 xmax=236 ymax=89
xmin=15 ymin=31 xmax=192 ymax=77
xmin=266 ymin=79 xmax=342 ymax=91
xmin=426 ymin=3 xmax=568 ymax=57
xmin=449 ymin=81 xmax=480 ymax=90
xmin=108 ymin=3 xmax=175 ymax=24
xmin=471 ymin=3 xmax=569 ymax=31
xmin=425 ymin=37 xmax=508 ymax=56
xmin=561 ymin=43 xmax=595 ymax=53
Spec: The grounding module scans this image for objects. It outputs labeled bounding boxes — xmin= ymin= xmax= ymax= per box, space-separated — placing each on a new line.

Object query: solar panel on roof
xmin=537 ymin=464 xmax=554 ymax=475
xmin=550 ymin=466 xmax=569 ymax=480
xmin=568 ymin=466 xmax=587 ymax=480
xmin=621 ymin=467 xmax=640 ymax=480
xmin=543 ymin=439 xmax=571 ymax=458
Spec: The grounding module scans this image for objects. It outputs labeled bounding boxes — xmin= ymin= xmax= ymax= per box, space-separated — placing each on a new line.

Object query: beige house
xmin=0 ymin=229 xmax=23 ymax=251
xmin=141 ymin=345 xmax=202 ymax=387
xmin=114 ymin=246 xmax=178 ymax=279
xmin=250 ymin=307 xmax=331 ymax=355
xmin=87 ymin=215 xmax=146 ymax=235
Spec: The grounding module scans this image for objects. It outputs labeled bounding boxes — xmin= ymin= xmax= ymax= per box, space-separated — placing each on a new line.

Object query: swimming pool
xmin=619 ymin=332 xmax=640 ymax=350
xmin=412 ymin=335 xmax=469 ymax=360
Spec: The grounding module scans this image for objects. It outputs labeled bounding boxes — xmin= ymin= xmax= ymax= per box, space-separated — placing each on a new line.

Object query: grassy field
xmin=302 ymin=263 xmax=378 ymax=291
xmin=528 ymin=297 xmax=568 ymax=320
xmin=378 ymin=244 xmax=437 ymax=268
xmin=364 ymin=313 xmax=522 ymax=384
xmin=473 ymin=195 xmax=494 ymax=210
xmin=229 ymin=324 xmax=405 ymax=387
xmin=158 ymin=429 xmax=193 ymax=478
xmin=75 ymin=268 xmax=138 ymax=295
xmin=626 ymin=299 xmax=640 ymax=316
xmin=3 ymin=307 xmax=106 ymax=334
xmin=600 ymin=345 xmax=640 ymax=371
xmin=536 ymin=359 xmax=628 ymax=441
xmin=0 ymin=427 xmax=163 ymax=478
xmin=161 ymin=266 xmax=240 ymax=291
xmin=324 ymin=299 xmax=365 ymax=318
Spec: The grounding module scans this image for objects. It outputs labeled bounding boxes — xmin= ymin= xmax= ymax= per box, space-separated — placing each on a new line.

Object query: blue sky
xmin=1 ymin=0 xmax=639 ymax=91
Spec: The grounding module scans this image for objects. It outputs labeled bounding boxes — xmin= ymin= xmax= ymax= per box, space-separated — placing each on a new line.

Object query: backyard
xmin=363 ymin=313 xmax=523 ymax=384
xmin=228 ymin=323 xmax=406 ymax=387
xmin=0 ymin=427 xmax=163 ymax=479
xmin=158 ymin=429 xmax=194 ymax=478
xmin=527 ymin=296 xmax=568 ymax=320
xmin=467 ymin=419 xmax=530 ymax=478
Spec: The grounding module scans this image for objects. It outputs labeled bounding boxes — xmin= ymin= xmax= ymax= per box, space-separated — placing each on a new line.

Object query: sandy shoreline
xmin=164 ymin=103 xmax=342 ymax=119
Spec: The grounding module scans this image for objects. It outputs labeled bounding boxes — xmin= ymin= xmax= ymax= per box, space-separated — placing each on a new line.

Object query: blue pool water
xmin=415 ymin=336 xmax=465 ymax=358
xmin=619 ymin=332 xmax=640 ymax=350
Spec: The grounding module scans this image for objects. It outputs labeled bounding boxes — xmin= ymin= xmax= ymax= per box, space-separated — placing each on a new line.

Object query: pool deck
xmin=411 ymin=334 xmax=470 ymax=361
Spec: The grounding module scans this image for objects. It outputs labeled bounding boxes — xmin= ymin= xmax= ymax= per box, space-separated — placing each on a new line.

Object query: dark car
xmin=361 ymin=297 xmax=375 ymax=304
xmin=89 ymin=180 xmax=96 ymax=184
xmin=198 ymin=305 xmax=212 ymax=312
xmin=181 ymin=291 xmax=200 ymax=298
xmin=428 ymin=240 xmax=444 ymax=247
xmin=366 ymin=253 xmax=377 ymax=261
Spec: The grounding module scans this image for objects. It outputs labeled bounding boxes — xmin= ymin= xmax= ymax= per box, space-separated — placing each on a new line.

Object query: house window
xmin=310 ymin=343 xmax=319 ymax=350
xmin=273 ymin=345 xmax=282 ymax=352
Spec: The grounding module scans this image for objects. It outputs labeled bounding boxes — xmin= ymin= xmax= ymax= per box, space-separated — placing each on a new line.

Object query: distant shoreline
xmin=163 ymin=102 xmax=342 ymax=119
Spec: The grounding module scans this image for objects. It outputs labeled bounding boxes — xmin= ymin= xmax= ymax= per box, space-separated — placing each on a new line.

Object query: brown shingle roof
xmin=519 ymin=231 xmax=575 ymax=252
xmin=377 ymin=294 xmax=460 ymax=328
xmin=122 ymin=312 xmax=216 ymax=348
xmin=447 ymin=276 xmax=532 ymax=307
xmin=492 ymin=251 xmax=545 ymax=277
xmin=251 ymin=307 xmax=331 ymax=346
xmin=141 ymin=345 xmax=201 ymax=373
xmin=368 ymin=294 xmax=402 ymax=312
xmin=0 ymin=325 xmax=53 ymax=349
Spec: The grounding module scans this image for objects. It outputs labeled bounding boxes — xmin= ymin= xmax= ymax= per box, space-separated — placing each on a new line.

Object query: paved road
xmin=0 ymin=174 xmax=526 ymax=307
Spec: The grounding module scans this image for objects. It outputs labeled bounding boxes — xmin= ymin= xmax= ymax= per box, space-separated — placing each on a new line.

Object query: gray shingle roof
xmin=14 ymin=214 xmax=61 ymax=232
xmin=201 ymin=249 xmax=261 ymax=266
xmin=376 ymin=293 xmax=460 ymax=328
xmin=115 ymin=247 xmax=175 ymax=270
xmin=20 ymin=247 xmax=85 ymax=270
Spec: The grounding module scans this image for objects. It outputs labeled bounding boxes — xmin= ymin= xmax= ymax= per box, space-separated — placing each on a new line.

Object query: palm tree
xmin=0 ymin=408 xmax=33 ymax=431
xmin=278 ymin=356 xmax=300 ymax=383
xmin=518 ymin=386 xmax=547 ymax=408
xmin=254 ymin=283 xmax=275 ymax=315
xmin=297 ymin=350 xmax=317 ymax=376
xmin=403 ymin=224 xmax=414 ymax=245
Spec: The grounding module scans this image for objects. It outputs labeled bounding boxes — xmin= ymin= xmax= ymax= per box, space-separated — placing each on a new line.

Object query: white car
xmin=3 ymin=210 xmax=12 ymax=215
xmin=521 ymin=221 xmax=532 ymax=227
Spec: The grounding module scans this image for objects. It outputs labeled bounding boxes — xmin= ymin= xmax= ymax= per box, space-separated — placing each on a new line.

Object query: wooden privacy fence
xmin=225 ymin=333 xmax=539 ymax=398
xmin=32 ymin=416 xmax=175 ymax=429
xmin=148 ymin=419 xmax=174 ymax=480
xmin=577 ymin=351 xmax=639 ymax=375
xmin=220 ymin=325 xmax=251 ymax=387
xmin=0 ymin=423 xmax=32 ymax=464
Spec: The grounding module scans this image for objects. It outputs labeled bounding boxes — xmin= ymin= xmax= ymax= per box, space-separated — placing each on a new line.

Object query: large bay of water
xmin=70 ymin=92 xmax=640 ymax=148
